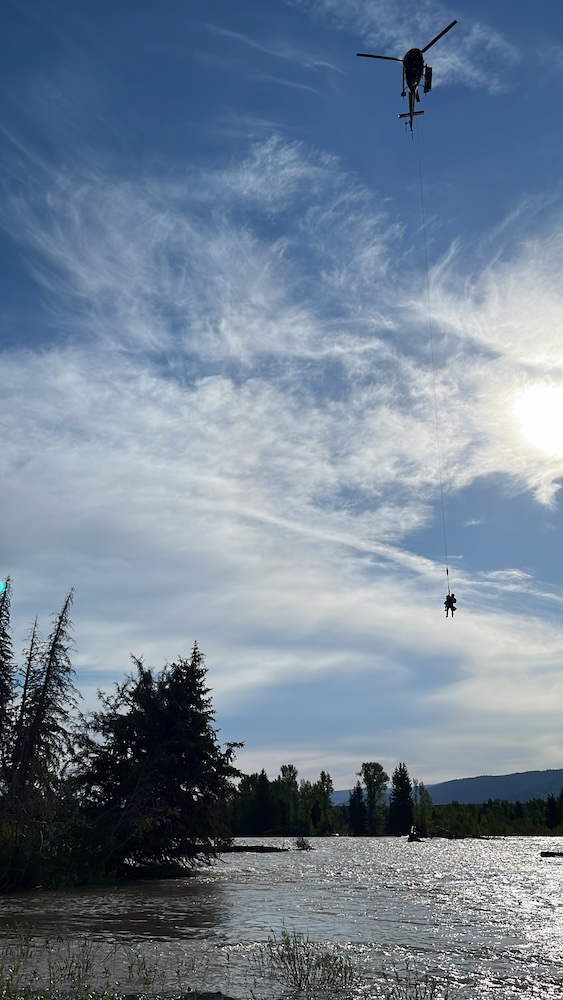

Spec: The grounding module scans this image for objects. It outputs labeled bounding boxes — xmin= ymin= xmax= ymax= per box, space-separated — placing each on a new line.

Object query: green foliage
xmin=348 ymin=780 xmax=368 ymax=835
xmin=412 ymin=779 xmax=433 ymax=836
xmin=545 ymin=793 xmax=559 ymax=829
xmin=0 ymin=928 xmax=455 ymax=1000
xmin=230 ymin=761 xmax=563 ymax=840
xmin=252 ymin=928 xmax=358 ymax=999
xmin=76 ymin=642 xmax=242 ymax=875
xmin=313 ymin=770 xmax=335 ymax=834
xmin=0 ymin=588 xmax=80 ymax=890
xmin=231 ymin=769 xmax=278 ymax=835
xmin=276 ymin=763 xmax=300 ymax=830
xmin=358 ymin=761 xmax=389 ymax=834
xmin=0 ymin=583 xmax=243 ymax=890
xmin=430 ymin=795 xmax=563 ymax=837
xmin=0 ymin=927 xmax=223 ymax=999
xmin=231 ymin=763 xmax=336 ymax=836
xmin=11 ymin=590 xmax=77 ymax=798
xmin=388 ymin=762 xmax=414 ymax=835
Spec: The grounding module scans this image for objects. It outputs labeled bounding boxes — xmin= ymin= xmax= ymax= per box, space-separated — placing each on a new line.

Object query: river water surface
xmin=1 ymin=837 xmax=562 ymax=998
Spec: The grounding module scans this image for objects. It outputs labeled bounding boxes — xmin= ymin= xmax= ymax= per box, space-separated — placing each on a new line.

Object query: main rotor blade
xmin=421 ymin=20 xmax=457 ymax=54
xmin=356 ymin=52 xmax=402 ymax=62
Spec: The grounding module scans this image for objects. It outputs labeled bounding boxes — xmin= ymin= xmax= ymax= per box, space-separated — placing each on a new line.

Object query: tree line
xmin=229 ymin=762 xmax=563 ymax=839
xmin=229 ymin=761 xmax=422 ymax=837
xmin=1 ymin=582 xmax=562 ymax=892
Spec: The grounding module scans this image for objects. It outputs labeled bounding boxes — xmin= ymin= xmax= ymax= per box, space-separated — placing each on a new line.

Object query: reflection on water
xmin=1 ymin=877 xmax=227 ymax=941
xmin=0 ymin=837 xmax=562 ymax=998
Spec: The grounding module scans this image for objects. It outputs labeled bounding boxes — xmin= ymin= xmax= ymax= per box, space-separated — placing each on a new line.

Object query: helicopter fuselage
xmin=403 ymin=48 xmax=424 ymax=92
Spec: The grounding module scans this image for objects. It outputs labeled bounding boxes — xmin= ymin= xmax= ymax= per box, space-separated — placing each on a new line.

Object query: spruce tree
xmin=388 ymin=762 xmax=414 ymax=835
xmin=0 ymin=578 xmax=14 ymax=774
xmin=348 ymin=781 xmax=368 ymax=835
xmin=2 ymin=590 xmax=79 ymax=889
xmin=11 ymin=590 xmax=77 ymax=796
xmin=78 ymin=642 xmax=241 ymax=874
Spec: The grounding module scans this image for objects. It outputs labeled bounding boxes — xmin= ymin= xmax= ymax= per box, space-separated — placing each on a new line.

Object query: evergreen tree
xmin=275 ymin=764 xmax=300 ymax=832
xmin=10 ymin=616 xmax=43 ymax=794
xmin=11 ymin=590 xmax=77 ymax=797
xmin=77 ymin=642 xmax=241 ymax=874
xmin=298 ymin=779 xmax=315 ymax=834
xmin=388 ymin=762 xmax=414 ymax=835
xmin=230 ymin=771 xmax=283 ymax=835
xmin=545 ymin=794 xmax=559 ymax=830
xmin=231 ymin=772 xmax=261 ymax=834
xmin=0 ymin=578 xmax=14 ymax=773
xmin=348 ymin=781 xmax=368 ymax=835
xmin=1 ymin=591 xmax=79 ymax=889
xmin=252 ymin=770 xmax=276 ymax=833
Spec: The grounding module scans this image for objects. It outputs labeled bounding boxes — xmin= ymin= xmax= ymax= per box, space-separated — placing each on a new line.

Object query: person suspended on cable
xmin=444 ymin=593 xmax=456 ymax=618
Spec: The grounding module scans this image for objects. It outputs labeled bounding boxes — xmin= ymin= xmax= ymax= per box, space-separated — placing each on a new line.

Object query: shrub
xmin=252 ymin=928 xmax=358 ymax=998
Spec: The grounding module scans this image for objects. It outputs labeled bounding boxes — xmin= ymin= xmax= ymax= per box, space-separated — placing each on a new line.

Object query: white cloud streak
xmin=285 ymin=0 xmax=520 ymax=91
xmin=2 ymin=129 xmax=563 ymax=783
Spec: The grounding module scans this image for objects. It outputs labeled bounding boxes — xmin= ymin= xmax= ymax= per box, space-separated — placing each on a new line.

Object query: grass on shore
xmin=0 ymin=925 xmax=217 ymax=1000
xmin=250 ymin=928 xmax=358 ymax=997
xmin=251 ymin=930 xmax=451 ymax=1000
xmin=0 ymin=924 xmax=453 ymax=1000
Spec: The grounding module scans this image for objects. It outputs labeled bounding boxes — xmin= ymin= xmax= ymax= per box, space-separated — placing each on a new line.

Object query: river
xmin=0 ymin=837 xmax=562 ymax=998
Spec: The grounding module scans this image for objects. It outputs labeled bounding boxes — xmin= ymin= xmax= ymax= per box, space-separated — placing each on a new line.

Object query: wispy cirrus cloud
xmin=203 ymin=22 xmax=344 ymax=74
xmin=285 ymin=0 xmax=520 ymax=91
xmin=3 ymin=123 xmax=563 ymax=781
xmin=3 ymin=131 xmax=563 ymax=555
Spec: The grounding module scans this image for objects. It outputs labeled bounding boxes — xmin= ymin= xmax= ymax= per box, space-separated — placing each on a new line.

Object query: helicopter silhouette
xmin=357 ymin=20 xmax=457 ymax=132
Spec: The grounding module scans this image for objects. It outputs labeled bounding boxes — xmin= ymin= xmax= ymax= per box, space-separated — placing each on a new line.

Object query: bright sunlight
xmin=514 ymin=384 xmax=563 ymax=457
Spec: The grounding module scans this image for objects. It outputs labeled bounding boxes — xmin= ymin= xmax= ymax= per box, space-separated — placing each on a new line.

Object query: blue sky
xmin=2 ymin=0 xmax=563 ymax=790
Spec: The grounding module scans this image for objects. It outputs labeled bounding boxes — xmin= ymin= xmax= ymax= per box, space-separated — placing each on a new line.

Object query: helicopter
xmin=357 ymin=20 xmax=457 ymax=132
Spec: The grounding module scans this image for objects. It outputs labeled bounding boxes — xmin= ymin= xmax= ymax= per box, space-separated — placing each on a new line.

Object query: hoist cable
xmin=416 ymin=130 xmax=451 ymax=594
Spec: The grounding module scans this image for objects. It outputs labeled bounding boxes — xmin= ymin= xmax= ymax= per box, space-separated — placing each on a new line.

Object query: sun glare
xmin=514 ymin=385 xmax=563 ymax=457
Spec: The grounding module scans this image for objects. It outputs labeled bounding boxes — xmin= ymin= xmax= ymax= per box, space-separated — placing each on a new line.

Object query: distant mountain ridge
xmin=332 ymin=768 xmax=563 ymax=807
xmin=426 ymin=768 xmax=563 ymax=805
